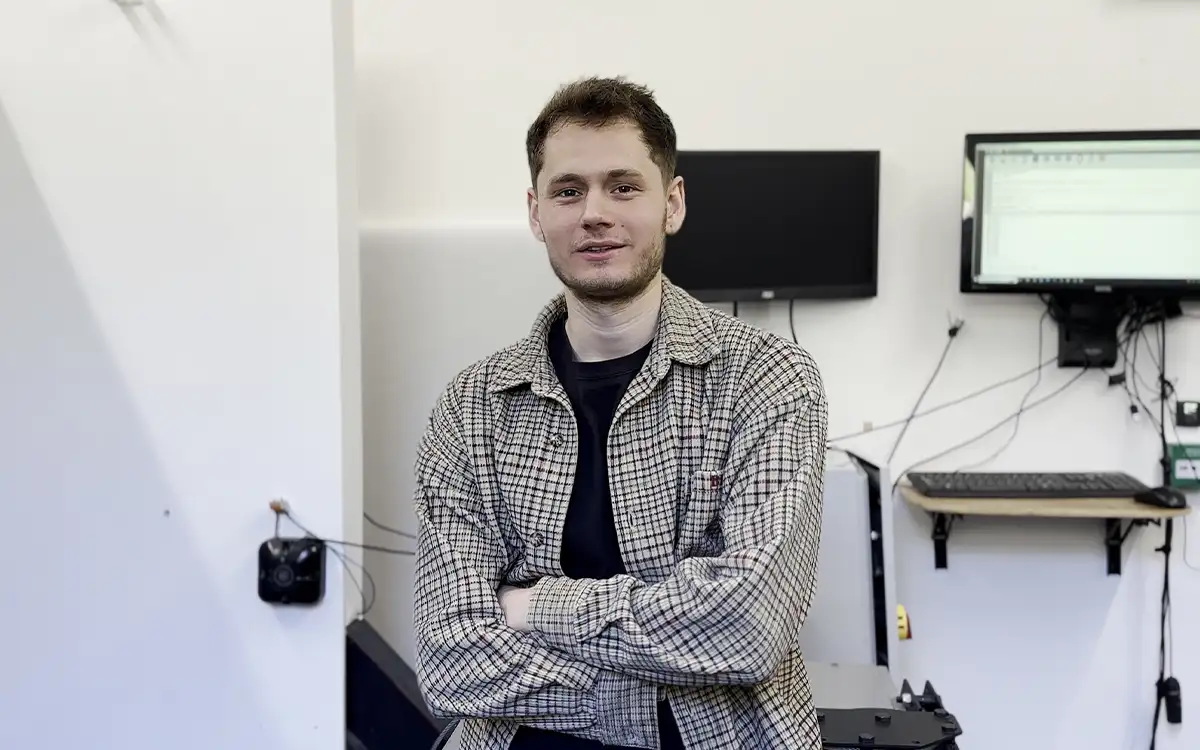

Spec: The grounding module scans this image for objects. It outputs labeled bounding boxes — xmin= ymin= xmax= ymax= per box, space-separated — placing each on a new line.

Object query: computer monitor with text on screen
xmin=960 ymin=130 xmax=1200 ymax=297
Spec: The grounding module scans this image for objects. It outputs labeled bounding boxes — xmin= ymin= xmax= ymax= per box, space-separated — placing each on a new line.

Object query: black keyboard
xmin=907 ymin=471 xmax=1149 ymax=499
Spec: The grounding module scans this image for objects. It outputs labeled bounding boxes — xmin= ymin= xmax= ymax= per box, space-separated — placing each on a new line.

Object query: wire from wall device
xmin=1163 ymin=354 xmax=1200 ymax=576
xmin=327 ymin=540 xmax=377 ymax=619
xmin=828 ymin=356 xmax=1055 ymax=444
xmin=1112 ymin=340 xmax=1147 ymax=428
xmin=899 ymin=301 xmax=1147 ymax=484
xmin=1105 ymin=298 xmax=1187 ymax=748
xmin=890 ymin=365 xmax=1092 ymax=494
xmin=1126 ymin=314 xmax=1171 ymax=433
xmin=950 ymin=309 xmax=1050 ymax=473
xmin=269 ymin=500 xmax=378 ymax=617
xmin=1160 ymin=374 xmax=1196 ymax=576
xmin=271 ymin=509 xmax=415 ymax=558
xmin=1181 ymin=514 xmax=1200 ymax=573
xmin=885 ymin=317 xmax=964 ymax=465
xmin=788 ymin=299 xmax=798 ymax=345
xmin=1146 ymin=315 xmax=1180 ymax=749
xmin=365 ymin=512 xmax=417 ymax=540
xmin=268 ymin=500 xmax=414 ymax=619
xmin=279 ymin=510 xmax=381 ymax=619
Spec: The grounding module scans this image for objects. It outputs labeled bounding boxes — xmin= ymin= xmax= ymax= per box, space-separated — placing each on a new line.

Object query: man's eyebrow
xmin=606 ymin=168 xmax=646 ymax=182
xmin=545 ymin=169 xmax=647 ymax=188
xmin=545 ymin=172 xmax=584 ymax=187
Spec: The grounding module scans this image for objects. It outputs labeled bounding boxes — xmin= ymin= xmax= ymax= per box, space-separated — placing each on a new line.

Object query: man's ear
xmin=527 ymin=187 xmax=545 ymax=243
xmin=665 ymin=175 xmax=686 ymax=236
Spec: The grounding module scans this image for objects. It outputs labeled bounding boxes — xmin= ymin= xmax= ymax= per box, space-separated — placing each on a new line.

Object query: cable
xmin=270 ymin=504 xmax=414 ymax=620
xmin=1161 ymin=356 xmax=1200 ymax=579
xmin=828 ymin=356 xmax=1055 ymax=443
xmin=365 ymin=511 xmax=417 ymax=540
xmin=951 ymin=309 xmax=1048 ymax=472
xmin=1148 ymin=315 xmax=1176 ymax=750
xmin=1071 ymin=299 xmax=1187 ymax=750
xmin=285 ymin=517 xmax=416 ymax=557
xmin=885 ymin=318 xmax=964 ymax=465
xmin=277 ymin=509 xmax=387 ymax=619
xmin=1160 ymin=384 xmax=1198 ymax=574
xmin=956 ymin=303 xmax=1141 ymax=474
xmin=1104 ymin=298 xmax=1189 ymax=750
xmin=1115 ymin=328 xmax=1150 ymax=428
xmin=891 ymin=365 xmax=1091 ymax=493
xmin=286 ymin=518 xmax=416 ymax=556
xmin=1128 ymin=328 xmax=1163 ymax=433
xmin=331 ymin=542 xmax=378 ymax=619
xmin=788 ymin=299 xmax=798 ymax=345
xmin=1181 ymin=514 xmax=1200 ymax=573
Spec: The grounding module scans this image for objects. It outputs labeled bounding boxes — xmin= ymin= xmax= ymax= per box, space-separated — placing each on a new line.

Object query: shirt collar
xmin=489 ymin=277 xmax=722 ymax=395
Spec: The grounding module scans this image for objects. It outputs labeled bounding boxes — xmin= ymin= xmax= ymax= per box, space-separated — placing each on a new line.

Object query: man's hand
xmin=498 ymin=585 xmax=535 ymax=632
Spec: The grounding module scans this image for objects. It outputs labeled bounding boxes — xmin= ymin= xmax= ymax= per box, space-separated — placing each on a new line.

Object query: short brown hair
xmin=525 ymin=76 xmax=677 ymax=189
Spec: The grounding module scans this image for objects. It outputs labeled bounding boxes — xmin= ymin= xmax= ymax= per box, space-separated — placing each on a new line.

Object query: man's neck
xmin=564 ymin=275 xmax=663 ymax=362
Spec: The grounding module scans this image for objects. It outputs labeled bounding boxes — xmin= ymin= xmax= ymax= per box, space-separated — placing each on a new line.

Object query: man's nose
xmin=580 ymin=193 xmax=615 ymax=228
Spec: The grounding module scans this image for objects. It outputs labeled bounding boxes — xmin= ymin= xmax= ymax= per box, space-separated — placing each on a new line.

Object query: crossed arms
xmin=411 ymin=363 xmax=827 ymax=735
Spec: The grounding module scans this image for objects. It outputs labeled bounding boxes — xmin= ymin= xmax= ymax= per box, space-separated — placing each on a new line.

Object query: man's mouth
xmin=577 ymin=242 xmax=625 ymax=255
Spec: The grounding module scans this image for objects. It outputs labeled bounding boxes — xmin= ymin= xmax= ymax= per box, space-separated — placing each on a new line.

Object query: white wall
xmin=353 ymin=2 xmax=1200 ymax=749
xmin=0 ymin=2 xmax=360 ymax=748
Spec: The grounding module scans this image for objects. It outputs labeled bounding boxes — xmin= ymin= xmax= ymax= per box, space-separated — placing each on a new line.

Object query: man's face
xmin=528 ymin=121 xmax=685 ymax=303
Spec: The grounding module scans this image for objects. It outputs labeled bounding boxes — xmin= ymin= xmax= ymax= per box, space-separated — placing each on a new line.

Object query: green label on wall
xmin=1168 ymin=444 xmax=1200 ymax=488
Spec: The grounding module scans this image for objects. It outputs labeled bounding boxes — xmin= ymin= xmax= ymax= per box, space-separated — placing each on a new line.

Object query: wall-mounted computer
xmin=960 ymin=130 xmax=1200 ymax=366
xmin=663 ymin=150 xmax=880 ymax=302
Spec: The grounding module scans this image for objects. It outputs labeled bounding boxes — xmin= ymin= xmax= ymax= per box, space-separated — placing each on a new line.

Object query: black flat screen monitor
xmin=662 ymin=150 xmax=880 ymax=302
xmin=961 ymin=129 xmax=1200 ymax=297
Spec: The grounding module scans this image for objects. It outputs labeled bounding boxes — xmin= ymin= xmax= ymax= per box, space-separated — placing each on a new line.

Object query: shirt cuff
xmin=593 ymin=670 xmax=661 ymax=748
xmin=527 ymin=576 xmax=595 ymax=648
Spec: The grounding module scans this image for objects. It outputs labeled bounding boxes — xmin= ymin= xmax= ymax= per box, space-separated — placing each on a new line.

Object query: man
xmin=412 ymin=76 xmax=827 ymax=750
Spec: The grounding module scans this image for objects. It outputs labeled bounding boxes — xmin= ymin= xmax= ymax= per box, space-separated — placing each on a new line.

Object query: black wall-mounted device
xmin=1177 ymin=401 xmax=1200 ymax=428
xmin=1162 ymin=676 xmax=1183 ymax=724
xmin=258 ymin=536 xmax=326 ymax=605
xmin=662 ymin=149 xmax=881 ymax=302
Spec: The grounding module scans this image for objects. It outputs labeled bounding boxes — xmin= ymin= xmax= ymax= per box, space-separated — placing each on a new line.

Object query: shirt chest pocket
xmin=677 ymin=471 xmax=726 ymax=560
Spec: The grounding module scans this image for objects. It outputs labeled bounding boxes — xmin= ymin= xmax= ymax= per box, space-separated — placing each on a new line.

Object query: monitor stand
xmin=1049 ymin=293 xmax=1184 ymax=369
xmin=1050 ymin=294 xmax=1123 ymax=368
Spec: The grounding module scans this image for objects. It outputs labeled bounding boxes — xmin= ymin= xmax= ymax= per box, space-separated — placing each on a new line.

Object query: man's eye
xmin=556 ymin=188 xmax=581 ymax=198
xmin=614 ymin=185 xmax=637 ymax=194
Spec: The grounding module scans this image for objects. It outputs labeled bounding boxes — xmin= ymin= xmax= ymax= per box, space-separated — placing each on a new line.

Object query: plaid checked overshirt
xmin=412 ymin=280 xmax=827 ymax=750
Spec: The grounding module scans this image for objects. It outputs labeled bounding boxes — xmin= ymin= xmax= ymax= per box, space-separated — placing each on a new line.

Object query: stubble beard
xmin=550 ymin=214 xmax=668 ymax=305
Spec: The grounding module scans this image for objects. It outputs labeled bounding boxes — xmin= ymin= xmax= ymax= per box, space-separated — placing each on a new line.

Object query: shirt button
xmin=547 ymin=435 xmax=563 ymax=449
xmin=528 ymin=532 xmax=543 ymax=547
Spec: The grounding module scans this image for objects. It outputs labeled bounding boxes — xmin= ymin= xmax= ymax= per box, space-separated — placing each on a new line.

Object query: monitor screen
xmin=961 ymin=131 xmax=1200 ymax=295
xmin=662 ymin=150 xmax=880 ymax=302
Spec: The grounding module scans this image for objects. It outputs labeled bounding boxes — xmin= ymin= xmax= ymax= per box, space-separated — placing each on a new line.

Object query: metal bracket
xmin=931 ymin=513 xmax=956 ymax=569
xmin=1105 ymin=518 xmax=1154 ymax=575
xmin=929 ymin=514 xmax=1156 ymax=575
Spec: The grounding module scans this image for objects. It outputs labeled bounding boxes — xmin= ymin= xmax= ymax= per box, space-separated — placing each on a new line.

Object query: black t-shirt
xmin=508 ymin=318 xmax=685 ymax=750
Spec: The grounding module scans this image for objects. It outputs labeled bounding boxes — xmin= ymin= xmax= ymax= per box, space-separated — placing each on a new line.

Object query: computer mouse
xmin=1134 ymin=486 xmax=1187 ymax=509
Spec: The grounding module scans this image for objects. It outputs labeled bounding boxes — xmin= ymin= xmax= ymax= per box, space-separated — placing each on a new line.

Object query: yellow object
xmin=897 ymin=605 xmax=911 ymax=640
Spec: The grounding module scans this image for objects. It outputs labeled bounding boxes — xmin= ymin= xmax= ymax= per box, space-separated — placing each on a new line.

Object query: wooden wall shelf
xmin=898 ymin=485 xmax=1191 ymax=575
